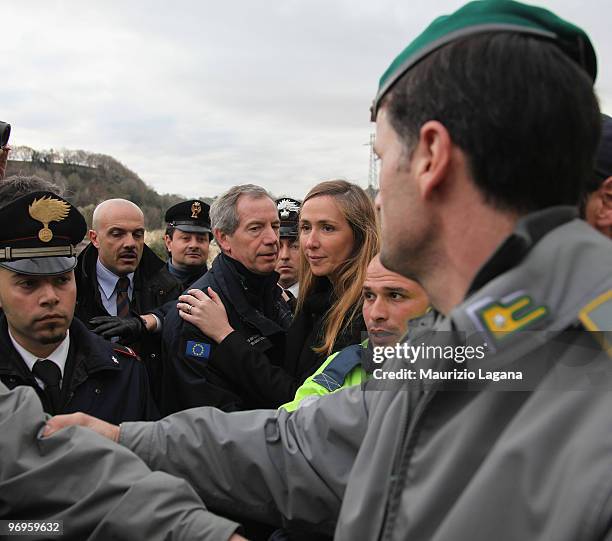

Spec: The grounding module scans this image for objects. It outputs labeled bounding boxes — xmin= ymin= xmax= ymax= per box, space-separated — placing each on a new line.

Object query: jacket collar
xmin=466 ymin=206 xmax=577 ymax=296
xmin=450 ymin=210 xmax=612 ymax=367
xmin=212 ymin=253 xmax=288 ymax=336
xmin=166 ymin=259 xmax=207 ymax=287
xmin=78 ymin=242 xmax=165 ymax=284
xmin=0 ymin=317 xmax=38 ymax=382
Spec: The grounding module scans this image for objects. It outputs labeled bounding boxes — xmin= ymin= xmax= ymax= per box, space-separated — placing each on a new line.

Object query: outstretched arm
xmin=44 ymin=385 xmax=370 ymax=534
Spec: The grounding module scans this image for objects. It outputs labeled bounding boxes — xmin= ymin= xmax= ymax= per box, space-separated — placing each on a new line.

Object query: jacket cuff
xmin=215 ymin=330 xmax=252 ymax=359
xmin=119 ymin=421 xmax=156 ymax=465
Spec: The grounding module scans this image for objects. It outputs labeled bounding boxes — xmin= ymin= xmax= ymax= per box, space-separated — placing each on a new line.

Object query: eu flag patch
xmin=185 ymin=340 xmax=211 ymax=359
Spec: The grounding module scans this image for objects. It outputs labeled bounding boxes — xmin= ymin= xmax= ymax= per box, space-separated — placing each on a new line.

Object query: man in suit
xmin=77 ymin=198 xmax=182 ymax=400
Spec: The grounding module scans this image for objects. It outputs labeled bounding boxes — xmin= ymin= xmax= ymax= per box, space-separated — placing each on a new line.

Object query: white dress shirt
xmin=9 ymin=329 xmax=70 ymax=389
xmin=287 ymin=281 xmax=299 ymax=298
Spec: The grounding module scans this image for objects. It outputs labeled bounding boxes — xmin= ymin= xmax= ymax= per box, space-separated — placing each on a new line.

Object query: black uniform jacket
xmin=159 ymin=253 xmax=292 ymax=414
xmin=211 ymin=277 xmax=366 ymax=410
xmin=75 ymin=242 xmax=183 ymax=403
xmin=0 ymin=315 xmax=159 ymax=423
xmin=166 ymin=260 xmax=208 ymax=291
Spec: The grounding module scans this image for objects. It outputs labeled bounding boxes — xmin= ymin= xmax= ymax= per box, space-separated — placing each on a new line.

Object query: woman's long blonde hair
xmin=296 ymin=180 xmax=379 ymax=356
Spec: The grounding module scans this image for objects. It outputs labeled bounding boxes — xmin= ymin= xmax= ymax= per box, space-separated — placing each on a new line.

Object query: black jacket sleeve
xmin=212 ymin=330 xmax=301 ymax=408
xmin=159 ymin=308 xmax=244 ymax=415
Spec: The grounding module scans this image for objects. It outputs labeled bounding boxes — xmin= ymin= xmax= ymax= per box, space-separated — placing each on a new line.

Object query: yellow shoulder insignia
xmin=579 ymin=289 xmax=612 ymax=357
xmin=477 ymin=293 xmax=549 ymax=342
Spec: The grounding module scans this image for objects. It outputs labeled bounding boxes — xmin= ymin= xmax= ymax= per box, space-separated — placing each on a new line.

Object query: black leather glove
xmin=89 ymin=316 xmax=146 ymax=342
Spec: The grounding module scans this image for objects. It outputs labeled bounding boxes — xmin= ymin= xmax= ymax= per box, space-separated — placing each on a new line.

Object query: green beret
xmin=371 ymin=0 xmax=597 ymax=120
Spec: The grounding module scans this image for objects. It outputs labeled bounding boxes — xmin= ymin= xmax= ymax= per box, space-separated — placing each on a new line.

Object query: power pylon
xmin=366 ymin=133 xmax=378 ymax=190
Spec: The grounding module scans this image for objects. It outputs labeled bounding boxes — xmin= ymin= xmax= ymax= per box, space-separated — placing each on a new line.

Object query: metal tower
xmin=367 ymin=133 xmax=378 ymax=190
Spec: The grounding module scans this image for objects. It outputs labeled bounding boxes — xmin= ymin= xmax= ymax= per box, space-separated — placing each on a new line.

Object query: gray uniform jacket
xmin=119 ymin=209 xmax=612 ymax=540
xmin=0 ymin=383 xmax=239 ymax=540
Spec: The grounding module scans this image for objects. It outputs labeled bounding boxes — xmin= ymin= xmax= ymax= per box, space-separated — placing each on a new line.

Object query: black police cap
xmin=165 ymin=200 xmax=211 ymax=235
xmin=276 ymin=198 xmax=301 ymax=239
xmin=0 ymin=191 xmax=86 ymax=276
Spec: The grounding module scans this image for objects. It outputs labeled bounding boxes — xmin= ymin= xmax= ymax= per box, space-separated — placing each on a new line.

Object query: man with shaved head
xmin=90 ymin=199 xmax=146 ymax=279
xmin=75 ymin=198 xmax=182 ymax=399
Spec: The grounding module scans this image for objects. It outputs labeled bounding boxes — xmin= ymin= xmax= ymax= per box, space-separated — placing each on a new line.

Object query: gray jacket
xmin=120 ymin=211 xmax=612 ymax=540
xmin=0 ymin=383 xmax=239 ymax=540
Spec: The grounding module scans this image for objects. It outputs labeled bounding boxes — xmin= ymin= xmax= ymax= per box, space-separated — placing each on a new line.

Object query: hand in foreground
xmin=89 ymin=315 xmax=146 ymax=341
xmin=43 ymin=412 xmax=120 ymax=442
xmin=177 ymin=288 xmax=234 ymax=344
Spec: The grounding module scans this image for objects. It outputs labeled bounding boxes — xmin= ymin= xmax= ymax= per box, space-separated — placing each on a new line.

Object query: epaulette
xmin=578 ymin=289 xmax=612 ymax=358
xmin=312 ymin=344 xmax=364 ymax=392
xmin=112 ymin=344 xmax=142 ymax=361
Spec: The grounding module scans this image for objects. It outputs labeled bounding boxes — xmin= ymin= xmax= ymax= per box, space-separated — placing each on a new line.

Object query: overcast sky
xmin=3 ymin=1 xmax=611 ymax=200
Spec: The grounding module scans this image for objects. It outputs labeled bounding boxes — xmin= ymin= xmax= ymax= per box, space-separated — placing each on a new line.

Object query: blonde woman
xmin=284 ymin=180 xmax=379 ymax=380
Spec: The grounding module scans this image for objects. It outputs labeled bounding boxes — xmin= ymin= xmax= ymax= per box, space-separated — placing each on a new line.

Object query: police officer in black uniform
xmin=275 ymin=198 xmax=301 ymax=311
xmin=164 ymin=199 xmax=213 ymax=290
xmin=159 ymin=184 xmax=292 ymax=415
xmin=0 ymin=192 xmax=158 ymax=423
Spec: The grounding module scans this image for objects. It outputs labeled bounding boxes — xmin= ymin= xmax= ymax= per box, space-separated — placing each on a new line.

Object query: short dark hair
xmin=384 ymin=32 xmax=601 ymax=214
xmin=0 ymin=175 xmax=63 ymax=208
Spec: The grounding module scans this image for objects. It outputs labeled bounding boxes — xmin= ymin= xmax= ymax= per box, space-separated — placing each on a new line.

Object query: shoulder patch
xmin=112 ymin=345 xmax=141 ymax=361
xmin=469 ymin=291 xmax=549 ymax=343
xmin=312 ymin=344 xmax=364 ymax=392
xmin=579 ymin=289 xmax=612 ymax=357
xmin=185 ymin=340 xmax=211 ymax=360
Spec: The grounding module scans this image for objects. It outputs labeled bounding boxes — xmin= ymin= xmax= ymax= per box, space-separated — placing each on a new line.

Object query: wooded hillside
xmin=5 ymin=146 xmax=214 ymax=229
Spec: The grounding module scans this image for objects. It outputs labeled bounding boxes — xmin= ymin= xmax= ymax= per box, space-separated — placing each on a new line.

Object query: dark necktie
xmin=284 ymin=289 xmax=295 ymax=301
xmin=116 ymin=276 xmax=130 ymax=318
xmin=284 ymin=289 xmax=297 ymax=311
xmin=32 ymin=359 xmax=62 ymax=414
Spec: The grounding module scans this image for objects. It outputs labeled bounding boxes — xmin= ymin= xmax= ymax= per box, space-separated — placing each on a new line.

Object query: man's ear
xmin=164 ymin=234 xmax=172 ymax=252
xmin=596 ymin=176 xmax=612 ymax=227
xmin=414 ymin=120 xmax=452 ymax=199
xmin=89 ymin=229 xmax=100 ymax=249
xmin=215 ymin=229 xmax=231 ymax=254
xmin=600 ymin=176 xmax=612 ymax=206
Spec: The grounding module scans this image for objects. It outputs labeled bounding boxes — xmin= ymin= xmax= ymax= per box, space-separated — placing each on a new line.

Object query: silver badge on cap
xmin=277 ymin=199 xmax=300 ymax=219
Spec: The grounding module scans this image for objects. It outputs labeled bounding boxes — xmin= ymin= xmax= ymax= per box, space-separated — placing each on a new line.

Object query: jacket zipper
xmin=378 ymin=386 xmax=439 ymax=541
